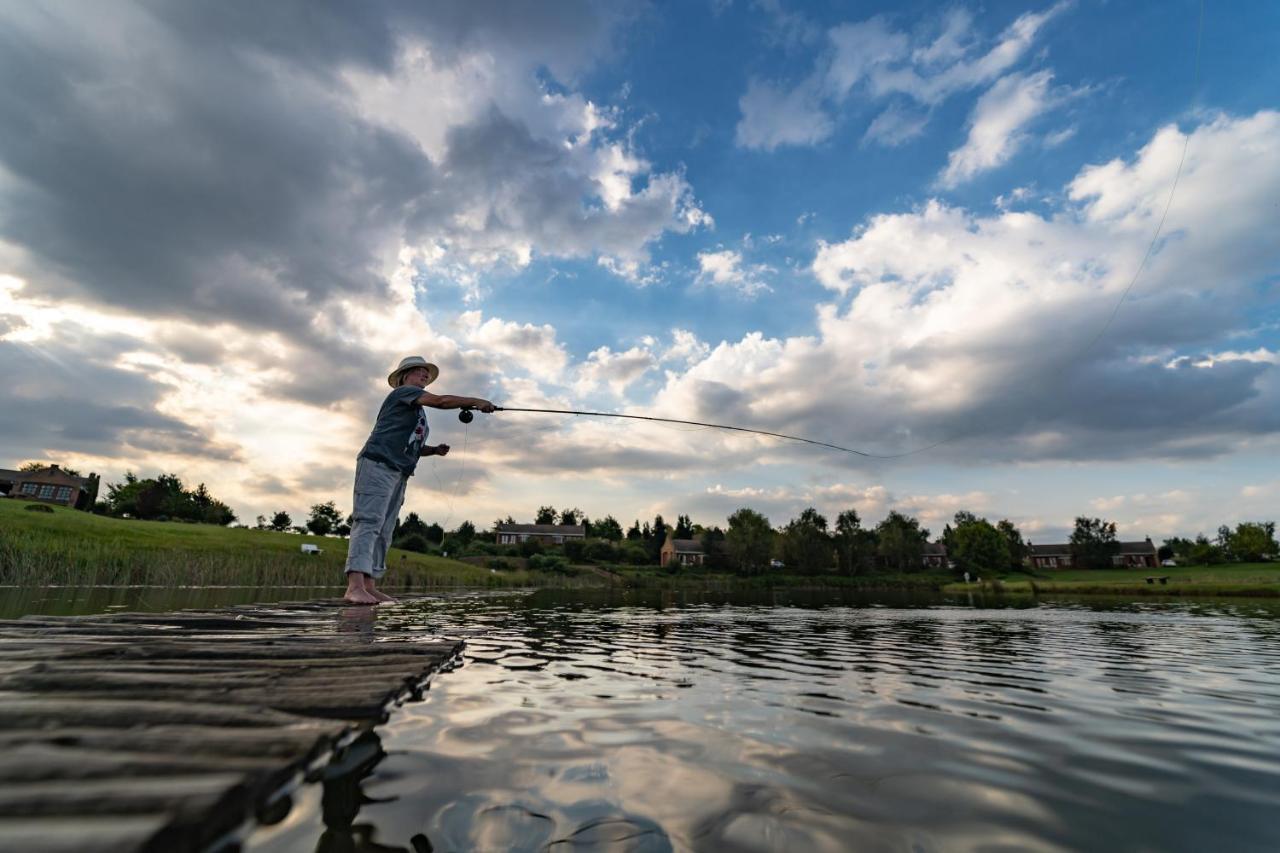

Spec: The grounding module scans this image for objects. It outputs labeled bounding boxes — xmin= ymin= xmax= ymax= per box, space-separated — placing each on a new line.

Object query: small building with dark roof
xmin=660 ymin=534 xmax=705 ymax=567
xmin=922 ymin=541 xmax=949 ymax=569
xmin=495 ymin=523 xmax=587 ymax=545
xmin=1026 ymin=538 xmax=1159 ymax=570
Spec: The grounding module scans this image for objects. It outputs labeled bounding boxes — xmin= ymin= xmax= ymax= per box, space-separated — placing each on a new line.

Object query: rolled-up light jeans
xmin=345 ymin=456 xmax=409 ymax=581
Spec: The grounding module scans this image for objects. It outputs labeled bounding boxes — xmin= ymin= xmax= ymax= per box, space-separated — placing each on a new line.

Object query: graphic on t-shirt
xmin=405 ymin=408 xmax=427 ymax=458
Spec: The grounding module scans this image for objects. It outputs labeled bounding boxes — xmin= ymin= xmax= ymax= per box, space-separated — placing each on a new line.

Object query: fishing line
xmin=461 ymin=406 xmax=921 ymax=460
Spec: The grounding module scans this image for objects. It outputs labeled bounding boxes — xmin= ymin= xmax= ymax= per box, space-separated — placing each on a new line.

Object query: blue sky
xmin=1 ymin=0 xmax=1278 ymax=543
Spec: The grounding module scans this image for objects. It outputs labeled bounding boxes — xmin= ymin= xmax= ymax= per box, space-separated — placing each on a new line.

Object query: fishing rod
xmin=456 ymin=405 xmax=921 ymax=459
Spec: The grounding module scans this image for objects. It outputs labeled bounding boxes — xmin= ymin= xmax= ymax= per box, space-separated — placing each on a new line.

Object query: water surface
xmin=242 ymin=590 xmax=1280 ymax=852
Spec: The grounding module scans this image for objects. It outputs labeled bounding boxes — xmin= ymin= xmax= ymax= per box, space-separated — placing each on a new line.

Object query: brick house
xmin=0 ymin=465 xmax=100 ymax=510
xmin=1027 ymin=538 xmax=1159 ymax=569
xmin=495 ymin=523 xmax=587 ymax=545
xmin=922 ymin=542 xmax=949 ymax=569
xmin=660 ymin=534 xmax=705 ymax=567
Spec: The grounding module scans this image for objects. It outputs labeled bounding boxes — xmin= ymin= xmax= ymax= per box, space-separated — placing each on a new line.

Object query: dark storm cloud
xmin=0 ymin=11 xmax=429 ymax=331
xmin=0 ymin=1 xmax=635 ymax=334
xmin=0 ymin=334 xmax=242 ymax=462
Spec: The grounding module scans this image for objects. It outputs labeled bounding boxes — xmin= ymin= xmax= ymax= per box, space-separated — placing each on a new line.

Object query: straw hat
xmin=387 ymin=356 xmax=439 ymax=388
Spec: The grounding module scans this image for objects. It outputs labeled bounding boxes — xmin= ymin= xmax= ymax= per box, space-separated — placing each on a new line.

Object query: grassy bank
xmin=944 ymin=564 xmax=1280 ymax=598
xmin=607 ymin=566 xmax=955 ymax=591
xmin=0 ymin=500 xmax=599 ymax=589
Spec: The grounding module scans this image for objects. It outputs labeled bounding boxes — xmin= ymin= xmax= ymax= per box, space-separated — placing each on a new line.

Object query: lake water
xmin=244 ymin=590 xmax=1280 ymax=852
xmin=6 ymin=587 xmax=1279 ymax=851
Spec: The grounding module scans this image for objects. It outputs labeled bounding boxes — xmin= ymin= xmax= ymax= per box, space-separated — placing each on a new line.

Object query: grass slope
xmin=946 ymin=563 xmax=1280 ymax=597
xmin=0 ymin=500 xmax=581 ymax=589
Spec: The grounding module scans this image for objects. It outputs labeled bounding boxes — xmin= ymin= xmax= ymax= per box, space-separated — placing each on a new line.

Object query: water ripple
xmin=250 ymin=592 xmax=1280 ymax=852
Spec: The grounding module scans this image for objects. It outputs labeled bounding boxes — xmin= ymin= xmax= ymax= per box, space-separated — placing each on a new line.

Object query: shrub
xmin=584 ymin=539 xmax=617 ymax=563
xmin=564 ymin=539 xmax=586 ymax=562
xmin=24 ymin=504 xmax=54 ymax=514
xmin=528 ymin=553 xmax=570 ymax=573
xmin=520 ymin=539 xmax=545 ymax=558
xmin=395 ymin=534 xmax=430 ymax=554
xmin=618 ymin=541 xmax=650 ymax=565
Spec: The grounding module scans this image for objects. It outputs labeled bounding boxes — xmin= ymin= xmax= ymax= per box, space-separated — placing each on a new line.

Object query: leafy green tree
xmin=699 ymin=527 xmax=729 ymax=571
xmin=876 ymin=511 xmax=929 ymax=572
xmin=558 ymin=507 xmax=582 ymax=525
xmin=20 ymin=461 xmax=82 ymax=476
xmin=834 ymin=509 xmax=877 ymax=575
xmin=996 ymin=519 xmax=1028 ymax=569
xmin=103 ymin=472 xmax=233 ymax=525
xmin=647 ymin=515 xmax=669 ymax=561
xmin=1164 ymin=536 xmax=1194 ymax=559
xmin=725 ymin=508 xmax=773 ymax=575
xmin=396 ymin=512 xmax=429 ymax=540
xmin=625 ymin=520 xmax=642 ymax=541
xmin=306 ymin=501 xmax=342 ymax=536
xmin=780 ymin=507 xmax=834 ymax=575
xmin=1189 ymin=534 xmax=1224 ymax=565
xmin=1223 ymin=521 xmax=1278 ymax=562
xmin=951 ymin=517 xmax=1012 ymax=575
xmin=673 ymin=514 xmax=694 ymax=539
xmin=452 ymin=520 xmax=477 ymax=545
xmin=424 ymin=522 xmax=444 ymax=544
xmin=535 ymin=506 xmax=557 ymax=525
xmin=1069 ymin=517 xmax=1119 ymax=569
xmin=270 ymin=511 xmax=292 ymax=532
xmin=592 ymin=515 xmax=624 ymax=541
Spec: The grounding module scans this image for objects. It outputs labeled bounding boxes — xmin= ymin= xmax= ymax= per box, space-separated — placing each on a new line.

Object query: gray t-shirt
xmin=358 ymin=385 xmax=429 ymax=476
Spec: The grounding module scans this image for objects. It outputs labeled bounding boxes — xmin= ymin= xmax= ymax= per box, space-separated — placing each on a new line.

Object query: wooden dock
xmin=0 ymin=599 xmax=462 ymax=853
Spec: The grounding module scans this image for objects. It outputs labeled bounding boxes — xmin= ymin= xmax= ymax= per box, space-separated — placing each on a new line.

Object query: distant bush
xmin=583 ymin=539 xmax=616 ymax=563
xmin=528 ymin=553 xmax=570 ymax=573
xmin=519 ymin=539 xmax=546 ymax=558
xmin=395 ymin=534 xmax=430 ymax=554
xmin=618 ymin=541 xmax=650 ymax=565
xmin=24 ymin=504 xmax=54 ymax=513
xmin=486 ymin=558 xmax=510 ymax=570
xmin=564 ymin=539 xmax=586 ymax=562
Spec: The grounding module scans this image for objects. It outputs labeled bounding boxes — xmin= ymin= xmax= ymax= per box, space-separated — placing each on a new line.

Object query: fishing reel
xmin=458 ymin=407 xmax=474 ymax=423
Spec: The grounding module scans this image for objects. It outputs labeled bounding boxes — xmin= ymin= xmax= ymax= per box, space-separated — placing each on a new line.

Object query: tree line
xmin=77 ymin=472 xmax=1279 ymax=573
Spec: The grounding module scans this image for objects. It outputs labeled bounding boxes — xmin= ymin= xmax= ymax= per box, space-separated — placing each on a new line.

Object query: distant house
xmin=0 ymin=465 xmax=99 ymax=510
xmin=1115 ymin=538 xmax=1159 ymax=568
xmin=495 ymin=523 xmax=587 ymax=545
xmin=922 ymin=542 xmax=949 ymax=569
xmin=1028 ymin=543 xmax=1073 ymax=569
xmin=1027 ymin=538 xmax=1159 ymax=569
xmin=660 ymin=534 xmax=705 ymax=568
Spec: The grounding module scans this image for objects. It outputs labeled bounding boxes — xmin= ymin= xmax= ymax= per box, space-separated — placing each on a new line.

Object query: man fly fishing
xmin=344 ymin=356 xmax=495 ymax=605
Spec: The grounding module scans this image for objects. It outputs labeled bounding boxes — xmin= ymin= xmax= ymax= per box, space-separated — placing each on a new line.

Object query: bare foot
xmin=344 ymin=573 xmax=380 ymax=606
xmin=366 ymin=579 xmax=398 ymax=604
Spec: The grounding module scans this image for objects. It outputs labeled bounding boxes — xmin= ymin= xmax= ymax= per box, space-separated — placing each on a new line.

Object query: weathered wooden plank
xmin=0 ymin=743 xmax=284 ymax=783
xmin=0 ymin=724 xmax=334 ymax=759
xmin=40 ymin=686 xmax=408 ymax=719
xmin=0 ymin=697 xmax=313 ymax=729
xmin=0 ymin=598 xmax=463 ymax=853
xmin=0 ymin=773 xmax=249 ymax=817
xmin=0 ymin=815 xmax=170 ymax=853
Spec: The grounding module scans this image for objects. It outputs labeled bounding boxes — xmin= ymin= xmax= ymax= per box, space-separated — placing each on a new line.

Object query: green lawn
xmin=947 ymin=562 xmax=1280 ymax=597
xmin=0 ymin=499 xmax=585 ymax=589
xmin=1021 ymin=564 xmax=1280 ymax=583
